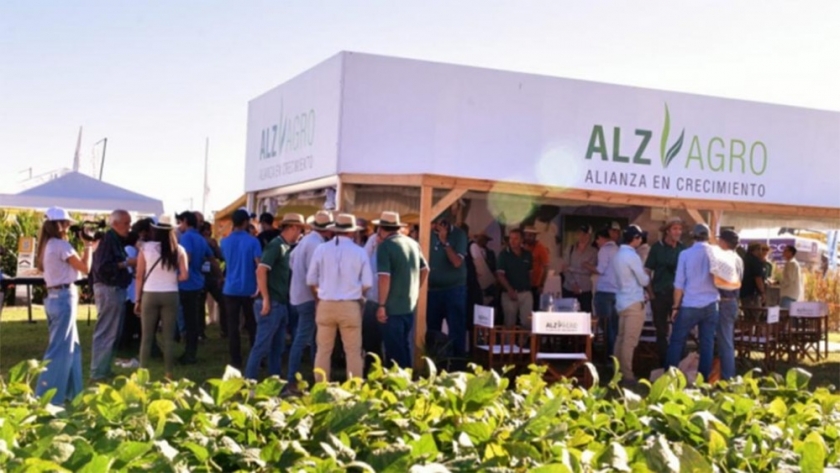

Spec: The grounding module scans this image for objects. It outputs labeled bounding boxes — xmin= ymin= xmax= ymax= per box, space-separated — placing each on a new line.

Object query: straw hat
xmin=328 ymin=213 xmax=360 ymax=233
xmin=152 ymin=214 xmax=175 ymax=229
xmin=279 ymin=213 xmax=308 ymax=228
xmin=306 ymin=210 xmax=334 ymax=230
xmin=523 ymin=226 xmax=539 ymax=234
xmin=372 ymin=211 xmax=407 ymax=229
xmin=661 ymin=216 xmax=684 ymax=232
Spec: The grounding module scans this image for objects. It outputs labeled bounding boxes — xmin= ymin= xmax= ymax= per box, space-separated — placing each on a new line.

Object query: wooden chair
xmin=636 ymin=302 xmax=658 ymax=364
xmin=530 ymin=311 xmax=593 ymax=387
xmin=788 ymin=302 xmax=829 ymax=362
xmin=734 ymin=306 xmax=785 ymax=371
xmin=472 ymin=305 xmax=531 ymax=373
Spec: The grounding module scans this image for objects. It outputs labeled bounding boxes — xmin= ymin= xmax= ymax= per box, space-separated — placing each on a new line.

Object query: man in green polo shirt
xmin=644 ymin=216 xmax=685 ymax=368
xmin=374 ymin=211 xmax=429 ymax=369
xmin=496 ymin=229 xmax=533 ymax=328
xmin=427 ymin=215 xmax=469 ymax=358
xmin=245 ymin=213 xmax=305 ymax=380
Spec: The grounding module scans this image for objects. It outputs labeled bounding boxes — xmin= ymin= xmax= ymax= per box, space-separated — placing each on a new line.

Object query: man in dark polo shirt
xmin=496 ymin=229 xmax=533 ymax=328
xmin=245 ymin=213 xmax=304 ymax=380
xmin=644 ymin=216 xmax=685 ymax=367
xmin=740 ymin=243 xmax=767 ymax=307
xmin=90 ymin=209 xmax=134 ymax=382
xmin=374 ymin=211 xmax=429 ymax=369
xmin=427 ymin=215 xmax=469 ymax=359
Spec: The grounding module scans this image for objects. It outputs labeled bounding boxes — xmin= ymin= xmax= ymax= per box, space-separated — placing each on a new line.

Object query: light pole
xmin=94 ymin=138 xmax=108 ymax=180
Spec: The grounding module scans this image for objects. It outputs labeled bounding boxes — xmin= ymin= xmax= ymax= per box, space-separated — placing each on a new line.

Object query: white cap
xmin=44 ymin=207 xmax=75 ymax=222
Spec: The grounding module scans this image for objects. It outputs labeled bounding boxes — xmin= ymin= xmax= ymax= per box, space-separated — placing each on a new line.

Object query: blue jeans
xmin=245 ymin=300 xmax=288 ymax=379
xmin=780 ymin=297 xmax=796 ymax=309
xmin=667 ymin=302 xmax=720 ymax=381
xmin=593 ymin=292 xmax=618 ymax=358
xmin=91 ymin=284 xmax=127 ymax=380
xmin=287 ymin=301 xmax=317 ymax=382
xmin=287 ymin=303 xmax=299 ymax=352
xmin=717 ymin=299 xmax=738 ymax=381
xmin=37 ymin=287 xmax=83 ymax=405
xmin=381 ymin=313 xmax=413 ymax=369
xmin=427 ymin=285 xmax=467 ymax=358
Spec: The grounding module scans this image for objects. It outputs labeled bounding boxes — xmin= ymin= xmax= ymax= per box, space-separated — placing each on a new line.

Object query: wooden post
xmin=415 ymin=184 xmax=433 ymax=369
xmin=709 ymin=210 xmax=723 ymax=244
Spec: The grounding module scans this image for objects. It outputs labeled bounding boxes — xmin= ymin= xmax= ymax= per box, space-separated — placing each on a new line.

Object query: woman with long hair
xmin=134 ymin=220 xmax=187 ymax=378
xmin=35 ymin=207 xmax=93 ymax=405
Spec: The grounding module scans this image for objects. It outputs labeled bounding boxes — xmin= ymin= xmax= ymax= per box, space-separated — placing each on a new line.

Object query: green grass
xmin=0 ymin=305 xmax=235 ymax=383
xmin=2 ymin=305 xmax=838 ymax=389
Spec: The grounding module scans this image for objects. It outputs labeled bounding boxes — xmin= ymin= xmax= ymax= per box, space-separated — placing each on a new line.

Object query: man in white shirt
xmin=593 ymin=228 xmax=620 ymax=358
xmin=612 ymin=225 xmax=650 ymax=387
xmin=286 ymin=211 xmax=333 ymax=386
xmin=780 ymin=245 xmax=803 ymax=309
xmin=306 ymin=213 xmax=373 ymax=382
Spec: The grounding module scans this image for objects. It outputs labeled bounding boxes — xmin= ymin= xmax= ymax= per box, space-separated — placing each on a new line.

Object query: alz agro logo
xmin=259 ymin=100 xmax=316 ymax=161
xmin=585 ymin=103 xmax=768 ymax=176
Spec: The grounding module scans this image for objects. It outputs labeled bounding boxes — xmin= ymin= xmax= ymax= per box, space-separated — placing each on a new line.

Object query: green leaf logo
xmin=660 ymin=104 xmax=685 ymax=169
xmin=277 ymin=99 xmax=286 ymax=156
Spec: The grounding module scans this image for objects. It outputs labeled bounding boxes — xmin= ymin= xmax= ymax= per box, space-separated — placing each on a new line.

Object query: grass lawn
xmin=1 ymin=305 xmax=838 ymax=389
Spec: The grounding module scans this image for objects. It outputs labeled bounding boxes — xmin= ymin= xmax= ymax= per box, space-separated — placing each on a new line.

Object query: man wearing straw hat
xmin=287 ymin=210 xmax=334 ymax=388
xmin=306 ymin=213 xmax=373 ymax=382
xmin=644 ymin=216 xmax=685 ymax=367
xmin=244 ymin=214 xmax=306 ymax=380
xmin=373 ymin=211 xmax=429 ymax=369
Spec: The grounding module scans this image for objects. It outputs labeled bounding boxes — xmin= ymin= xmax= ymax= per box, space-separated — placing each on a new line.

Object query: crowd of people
xmin=31 ymin=204 xmax=806 ymax=405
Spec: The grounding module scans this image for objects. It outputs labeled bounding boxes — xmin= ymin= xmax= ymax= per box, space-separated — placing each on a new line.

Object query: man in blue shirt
xmin=176 ymin=211 xmax=214 ymax=365
xmin=667 ymin=223 xmax=721 ymax=381
xmin=220 ymin=209 xmax=262 ymax=369
xmin=612 ymin=225 xmax=650 ymax=387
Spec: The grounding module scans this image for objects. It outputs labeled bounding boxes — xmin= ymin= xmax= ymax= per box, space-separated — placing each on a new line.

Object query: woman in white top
xmin=35 ymin=207 xmax=93 ymax=405
xmin=134 ymin=221 xmax=188 ymax=378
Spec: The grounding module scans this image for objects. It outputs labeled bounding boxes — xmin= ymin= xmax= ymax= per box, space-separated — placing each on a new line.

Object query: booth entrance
xmin=234 ymin=51 xmax=840 ymax=368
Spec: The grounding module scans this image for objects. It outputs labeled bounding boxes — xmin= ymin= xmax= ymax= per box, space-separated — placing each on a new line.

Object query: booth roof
xmin=0 ymin=171 xmax=164 ymax=215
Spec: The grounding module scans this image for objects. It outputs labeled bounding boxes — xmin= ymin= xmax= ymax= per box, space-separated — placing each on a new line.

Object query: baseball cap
xmin=623 ymin=224 xmax=644 ymax=240
xmin=579 ymin=224 xmax=592 ymax=234
xmin=45 ymin=207 xmax=75 ymax=222
xmin=610 ymin=221 xmax=622 ymax=231
xmin=719 ymin=229 xmax=740 ymax=246
xmin=232 ymin=209 xmax=251 ymax=227
xmin=691 ymin=223 xmax=711 ymax=238
xmin=595 ymin=228 xmax=611 ymax=240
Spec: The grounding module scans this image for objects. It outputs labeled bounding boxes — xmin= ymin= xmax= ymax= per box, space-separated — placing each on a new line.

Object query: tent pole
xmin=415 ymin=183 xmax=433 ymax=370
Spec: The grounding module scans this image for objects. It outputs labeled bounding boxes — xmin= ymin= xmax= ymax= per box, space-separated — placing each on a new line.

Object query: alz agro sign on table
xmin=244 ymin=55 xmax=342 ymax=193
xmin=584 ymin=103 xmax=772 ymax=200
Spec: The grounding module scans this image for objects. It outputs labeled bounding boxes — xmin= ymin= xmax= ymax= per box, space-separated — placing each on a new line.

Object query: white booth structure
xmin=242 ymin=51 xmax=840 ymax=364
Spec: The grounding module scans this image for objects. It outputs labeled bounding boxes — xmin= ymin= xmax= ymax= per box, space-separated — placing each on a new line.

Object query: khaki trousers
xmin=614 ymin=301 xmax=645 ymax=381
xmin=501 ymin=291 xmax=533 ymax=329
xmin=314 ymin=300 xmax=363 ymax=383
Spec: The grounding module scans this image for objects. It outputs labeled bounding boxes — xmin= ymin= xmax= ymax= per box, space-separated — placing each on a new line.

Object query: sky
xmin=1 ymin=1 xmax=838 ymax=216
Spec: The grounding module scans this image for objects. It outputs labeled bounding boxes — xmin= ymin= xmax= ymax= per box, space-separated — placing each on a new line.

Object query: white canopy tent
xmin=0 ymin=171 xmax=164 ymax=215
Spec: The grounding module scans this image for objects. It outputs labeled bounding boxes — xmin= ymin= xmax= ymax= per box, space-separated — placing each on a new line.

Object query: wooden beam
xmin=685 ymin=208 xmax=707 ymax=226
xmin=415 ymin=184 xmax=433 ymax=370
xmin=709 ymin=210 xmax=723 ymax=244
xmin=340 ymin=173 xmax=423 ymax=187
xmin=431 ymin=188 xmax=468 ymax=221
xmin=344 ymin=173 xmax=840 ymax=220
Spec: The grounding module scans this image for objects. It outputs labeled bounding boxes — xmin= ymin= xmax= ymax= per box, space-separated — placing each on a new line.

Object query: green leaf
xmin=213 ymin=377 xmax=246 ymax=405
xmin=596 ymin=442 xmax=631 ymax=472
xmin=768 ymin=398 xmax=787 ymax=419
xmin=326 ymin=401 xmax=371 ymax=434
xmin=664 ymin=129 xmax=685 ymax=168
xmin=660 ymin=104 xmax=671 ymax=166
xmin=531 ymin=465 xmax=572 ymax=473
xmin=115 ymin=441 xmax=153 ymax=464
xmin=78 ymin=454 xmax=114 ymax=473
xmin=644 ymin=435 xmax=679 ymax=473
xmin=462 ymin=371 xmax=504 ymax=412
xmin=707 ymin=430 xmax=727 ymax=458
xmin=676 ymin=443 xmax=711 ymax=473
xmin=182 ymin=441 xmax=209 ymax=463
xmin=22 ymin=458 xmax=72 ymax=473
xmin=461 ymin=421 xmax=493 ymax=444
xmin=410 ymin=433 xmax=439 ymax=458
xmin=799 ymin=432 xmax=827 ymax=473
xmin=513 ymin=394 xmax=565 ymax=439
xmin=786 ymin=368 xmax=812 ymax=390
